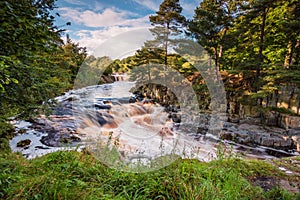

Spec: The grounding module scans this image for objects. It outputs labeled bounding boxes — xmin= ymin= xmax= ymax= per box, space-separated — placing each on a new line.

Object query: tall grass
xmin=1 ymin=150 xmax=299 ymax=200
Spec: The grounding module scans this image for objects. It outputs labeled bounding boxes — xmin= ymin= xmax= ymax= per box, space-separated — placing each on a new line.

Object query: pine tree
xmin=189 ymin=0 xmax=236 ymax=79
xmin=147 ymin=0 xmax=186 ymax=69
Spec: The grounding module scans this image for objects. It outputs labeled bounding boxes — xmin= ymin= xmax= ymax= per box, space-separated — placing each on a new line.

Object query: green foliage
xmin=147 ymin=0 xmax=186 ymax=67
xmin=265 ymin=107 xmax=298 ymax=116
xmin=1 ymin=151 xmax=298 ymax=199
xmin=189 ymin=0 xmax=234 ymax=69
xmin=0 ymin=120 xmax=14 ymax=152
xmin=60 ymin=34 xmax=87 ymax=82
xmin=0 ymin=0 xmax=86 ymax=120
xmin=74 ymin=56 xmax=112 ymax=88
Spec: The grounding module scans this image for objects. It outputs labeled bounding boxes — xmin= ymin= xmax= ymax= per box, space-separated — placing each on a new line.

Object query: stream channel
xmin=9 ymin=81 xmax=299 ymax=170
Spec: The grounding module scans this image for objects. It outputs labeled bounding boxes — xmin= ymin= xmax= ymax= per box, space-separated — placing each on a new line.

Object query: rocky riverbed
xmin=9 ymin=81 xmax=300 ymax=162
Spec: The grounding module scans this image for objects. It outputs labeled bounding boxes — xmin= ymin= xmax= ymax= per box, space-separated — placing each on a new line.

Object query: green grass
xmin=1 ymin=149 xmax=299 ymax=200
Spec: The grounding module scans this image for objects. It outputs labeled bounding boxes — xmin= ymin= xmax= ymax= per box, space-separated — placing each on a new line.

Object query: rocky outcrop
xmin=17 ymin=139 xmax=31 ymax=148
xmin=262 ymin=111 xmax=300 ymax=129
xmin=30 ymin=115 xmax=81 ymax=147
xmin=132 ymin=83 xmax=179 ymax=106
xmin=131 ymin=80 xmax=300 ymax=153
xmin=291 ymin=135 xmax=300 ymax=152
xmin=100 ymin=75 xmax=114 ymax=83
xmin=220 ymin=121 xmax=300 ymax=153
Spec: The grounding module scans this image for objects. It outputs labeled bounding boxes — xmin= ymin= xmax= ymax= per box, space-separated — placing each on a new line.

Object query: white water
xmin=9 ymin=81 xmax=219 ymax=163
xmin=9 ymin=120 xmax=83 ymax=159
xmin=10 ymin=81 xmax=294 ymax=171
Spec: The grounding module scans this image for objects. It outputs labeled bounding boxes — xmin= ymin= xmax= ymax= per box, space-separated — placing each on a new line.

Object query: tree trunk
xmin=213 ymin=46 xmax=220 ymax=81
xmin=256 ymin=8 xmax=267 ymax=81
xmin=219 ymin=27 xmax=228 ymax=70
xmin=288 ymin=88 xmax=295 ymax=109
xmin=163 ymin=23 xmax=169 ymax=83
xmin=291 ymin=38 xmax=300 ymax=65
xmin=147 ymin=63 xmax=151 ymax=81
xmin=284 ymin=41 xmax=294 ymax=68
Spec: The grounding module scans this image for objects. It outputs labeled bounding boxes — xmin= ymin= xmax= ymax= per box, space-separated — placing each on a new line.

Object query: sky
xmin=54 ymin=0 xmax=201 ymax=58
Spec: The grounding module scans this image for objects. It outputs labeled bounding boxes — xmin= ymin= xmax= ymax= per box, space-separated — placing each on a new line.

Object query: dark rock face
xmin=30 ymin=116 xmax=81 ymax=147
xmin=41 ymin=132 xmax=81 ymax=147
xmin=132 ymin=83 xmax=179 ymax=107
xmin=17 ymin=139 xmax=31 ymax=148
xmin=220 ymin=121 xmax=300 ymax=153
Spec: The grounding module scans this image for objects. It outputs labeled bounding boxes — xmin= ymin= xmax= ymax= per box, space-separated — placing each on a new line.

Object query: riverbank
xmin=3 ymin=80 xmax=300 ymax=199
xmin=8 ymin=81 xmax=299 ymax=162
xmin=1 ymin=150 xmax=299 ymax=199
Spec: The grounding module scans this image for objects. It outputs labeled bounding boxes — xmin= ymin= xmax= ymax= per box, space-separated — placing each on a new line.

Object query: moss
xmin=238 ymin=95 xmax=258 ymax=106
xmin=0 ymin=120 xmax=15 ymax=153
xmin=269 ymin=107 xmax=299 ymax=116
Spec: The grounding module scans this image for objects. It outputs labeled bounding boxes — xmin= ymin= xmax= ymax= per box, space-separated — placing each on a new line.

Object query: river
xmin=9 ymin=81 xmax=299 ymax=170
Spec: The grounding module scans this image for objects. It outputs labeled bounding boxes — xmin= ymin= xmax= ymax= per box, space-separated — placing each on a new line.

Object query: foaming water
xmin=73 ymin=83 xmax=219 ymax=163
xmin=9 ymin=81 xmax=219 ymax=163
xmin=10 ymin=81 xmax=294 ymax=167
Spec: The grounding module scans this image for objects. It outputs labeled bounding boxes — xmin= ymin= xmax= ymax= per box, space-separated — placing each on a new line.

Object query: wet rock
xmin=17 ymin=139 xmax=31 ymax=148
xmin=35 ymin=146 xmax=51 ymax=149
xmin=287 ymin=128 xmax=300 ymax=136
xmin=218 ymin=121 xmax=298 ymax=152
xmin=236 ymin=136 xmax=252 ymax=145
xmin=168 ymin=113 xmax=181 ymax=123
xmin=273 ymin=137 xmax=293 ymax=149
xmin=18 ymin=129 xmax=26 ymax=134
xmin=264 ymin=148 xmax=295 ymax=158
xmin=65 ymin=94 xmax=79 ymax=102
xmin=52 ymin=103 xmax=73 ymax=116
xmin=94 ymin=103 xmax=111 ymax=110
xmin=222 ymin=122 xmax=238 ymax=130
xmin=219 ymin=131 xmax=234 ymax=141
xmin=291 ymin=135 xmax=300 ymax=152
xmin=118 ymin=97 xmax=134 ymax=104
xmin=129 ymin=96 xmax=137 ymax=103
xmin=196 ymin=126 xmax=208 ymax=135
xmin=252 ymin=133 xmax=263 ymax=144
xmin=228 ymin=116 xmax=240 ymax=123
xmin=41 ymin=131 xmax=81 ymax=147
xmin=260 ymin=137 xmax=274 ymax=147
xmin=165 ymin=105 xmax=180 ymax=113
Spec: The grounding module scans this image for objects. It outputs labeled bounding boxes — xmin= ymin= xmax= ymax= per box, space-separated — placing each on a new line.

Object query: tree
xmin=61 ymin=34 xmax=87 ymax=82
xmin=189 ymin=0 xmax=237 ymax=77
xmin=147 ymin=0 xmax=186 ymax=69
xmin=242 ymin=0 xmax=279 ymax=82
xmin=282 ymin=0 xmax=300 ymax=68
xmin=0 ymin=0 xmax=85 ymax=119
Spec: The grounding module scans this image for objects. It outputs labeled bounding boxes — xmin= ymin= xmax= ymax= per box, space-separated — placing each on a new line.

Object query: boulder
xmin=291 ymin=135 xmax=300 ymax=153
xmin=260 ymin=137 xmax=274 ymax=147
xmin=17 ymin=139 xmax=31 ymax=148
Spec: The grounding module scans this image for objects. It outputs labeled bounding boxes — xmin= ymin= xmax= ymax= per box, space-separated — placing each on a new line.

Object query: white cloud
xmin=59 ymin=7 xmax=149 ymax=28
xmin=93 ymin=27 xmax=153 ymax=59
xmin=181 ymin=0 xmax=200 ymax=18
xmin=73 ymin=26 xmax=153 ymax=58
xmin=133 ymin=0 xmax=160 ymax=11
xmin=63 ymin=0 xmax=86 ymax=6
xmin=93 ymin=1 xmax=104 ymax=11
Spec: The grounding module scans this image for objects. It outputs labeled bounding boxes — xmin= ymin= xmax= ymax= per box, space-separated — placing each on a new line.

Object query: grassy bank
xmin=1 ymin=149 xmax=299 ymax=200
